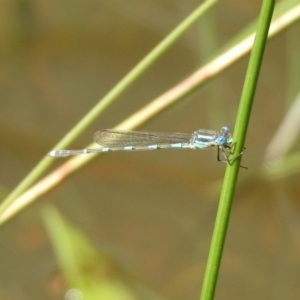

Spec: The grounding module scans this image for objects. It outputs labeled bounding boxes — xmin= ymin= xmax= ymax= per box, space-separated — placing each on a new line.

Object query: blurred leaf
xmin=42 ymin=205 xmax=138 ymax=300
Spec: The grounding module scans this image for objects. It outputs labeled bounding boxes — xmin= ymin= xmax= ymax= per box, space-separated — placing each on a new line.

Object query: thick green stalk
xmin=200 ymin=0 xmax=275 ymax=299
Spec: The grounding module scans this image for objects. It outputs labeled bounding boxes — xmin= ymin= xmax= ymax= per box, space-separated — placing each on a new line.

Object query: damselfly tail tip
xmin=48 ymin=150 xmax=58 ymax=157
xmin=48 ymin=150 xmax=70 ymax=157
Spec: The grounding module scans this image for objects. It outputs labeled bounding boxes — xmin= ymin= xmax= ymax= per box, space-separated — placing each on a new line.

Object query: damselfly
xmin=48 ymin=126 xmax=245 ymax=166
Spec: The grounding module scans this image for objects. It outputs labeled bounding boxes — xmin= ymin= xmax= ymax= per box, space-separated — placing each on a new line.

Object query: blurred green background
xmin=0 ymin=0 xmax=300 ymax=299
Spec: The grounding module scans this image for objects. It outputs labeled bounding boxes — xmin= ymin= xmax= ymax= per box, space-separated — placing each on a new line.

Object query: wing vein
xmin=94 ymin=130 xmax=192 ymax=147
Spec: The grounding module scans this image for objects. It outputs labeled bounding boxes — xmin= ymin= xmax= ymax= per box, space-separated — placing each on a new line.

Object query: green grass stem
xmin=200 ymin=0 xmax=275 ymax=299
xmin=0 ymin=0 xmax=218 ymax=217
xmin=0 ymin=1 xmax=298 ymax=225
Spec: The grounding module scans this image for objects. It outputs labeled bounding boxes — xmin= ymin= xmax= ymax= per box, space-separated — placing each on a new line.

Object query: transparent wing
xmin=93 ymin=130 xmax=192 ymax=147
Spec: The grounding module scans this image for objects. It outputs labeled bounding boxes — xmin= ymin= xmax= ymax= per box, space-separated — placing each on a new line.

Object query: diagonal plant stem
xmin=200 ymin=0 xmax=275 ymax=299
xmin=0 ymin=1 xmax=299 ymax=225
xmin=0 ymin=0 xmax=218 ymax=215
